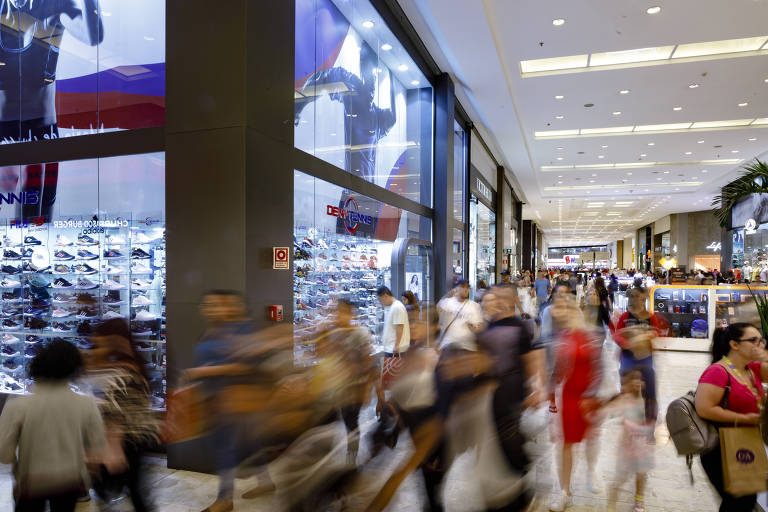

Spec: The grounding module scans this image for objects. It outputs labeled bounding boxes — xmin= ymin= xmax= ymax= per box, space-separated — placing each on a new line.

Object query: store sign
xmin=273 ymin=247 xmax=289 ymax=270
xmin=326 ymin=197 xmax=373 ymax=234
xmin=476 ymin=178 xmax=492 ymax=203
xmin=706 ymin=241 xmax=722 ymax=251
xmin=0 ymin=191 xmax=38 ymax=205
xmin=659 ymin=257 xmax=678 ymax=270
xmin=745 ymin=218 xmax=758 ymax=234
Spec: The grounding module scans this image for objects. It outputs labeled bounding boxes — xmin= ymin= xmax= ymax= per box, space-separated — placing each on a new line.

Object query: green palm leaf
xmin=712 ymin=159 xmax=768 ymax=227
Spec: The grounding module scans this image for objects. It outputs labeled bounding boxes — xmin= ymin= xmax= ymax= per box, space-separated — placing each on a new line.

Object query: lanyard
xmin=721 ymin=357 xmax=763 ymax=411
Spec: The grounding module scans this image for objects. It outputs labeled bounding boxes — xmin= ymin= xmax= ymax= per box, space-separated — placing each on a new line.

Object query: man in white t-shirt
xmin=377 ymin=286 xmax=410 ymax=355
xmin=436 ymin=280 xmax=485 ymax=351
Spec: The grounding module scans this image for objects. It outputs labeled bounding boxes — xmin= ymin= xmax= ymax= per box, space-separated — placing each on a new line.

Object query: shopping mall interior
xmin=0 ymin=0 xmax=766 ymax=511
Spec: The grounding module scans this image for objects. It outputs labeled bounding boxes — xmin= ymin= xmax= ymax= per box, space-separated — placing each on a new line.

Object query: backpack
xmin=665 ymin=375 xmax=730 ymax=482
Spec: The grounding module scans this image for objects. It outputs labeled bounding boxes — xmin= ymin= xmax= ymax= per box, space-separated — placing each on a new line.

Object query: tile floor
xmin=0 ymin=350 xmax=727 ymax=511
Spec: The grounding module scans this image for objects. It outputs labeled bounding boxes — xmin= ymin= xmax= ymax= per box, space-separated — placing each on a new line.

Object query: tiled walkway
xmin=0 ymin=350 xmax=724 ymax=511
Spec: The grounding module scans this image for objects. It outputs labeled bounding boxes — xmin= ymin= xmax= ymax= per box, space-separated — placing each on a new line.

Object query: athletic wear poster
xmin=0 ymin=0 xmax=165 ymax=145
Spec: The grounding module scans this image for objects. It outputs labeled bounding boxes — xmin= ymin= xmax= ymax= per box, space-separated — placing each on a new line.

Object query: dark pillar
xmin=434 ymin=73 xmax=455 ymax=298
xmin=522 ymin=219 xmax=533 ymax=271
xmin=495 ymin=166 xmax=504 ymax=281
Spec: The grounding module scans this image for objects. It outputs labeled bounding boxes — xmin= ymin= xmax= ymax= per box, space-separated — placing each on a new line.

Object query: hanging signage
xmin=273 ymin=247 xmax=289 ymax=270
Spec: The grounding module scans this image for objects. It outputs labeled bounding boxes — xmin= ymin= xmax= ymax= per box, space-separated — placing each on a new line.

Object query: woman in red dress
xmin=548 ymin=293 xmax=603 ymax=511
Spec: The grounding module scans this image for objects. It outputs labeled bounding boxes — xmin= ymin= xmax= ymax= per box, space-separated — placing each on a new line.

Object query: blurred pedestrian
xmin=0 ymin=339 xmax=106 ymax=512
xmin=402 ymin=290 xmax=420 ymax=315
xmin=548 ymin=294 xmax=603 ymax=511
xmin=606 ymin=369 xmax=654 ymax=512
xmin=436 ymin=280 xmax=484 ymax=352
xmin=185 ymin=290 xmax=254 ymax=512
xmin=614 ymin=287 xmax=669 ymax=430
xmin=87 ymin=319 xmax=159 ymax=512
xmin=378 ymin=286 xmax=410 ymax=390
xmin=534 ymin=271 xmax=552 ymax=311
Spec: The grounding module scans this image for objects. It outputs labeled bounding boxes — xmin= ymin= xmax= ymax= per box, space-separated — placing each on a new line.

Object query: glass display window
xmin=714 ymin=286 xmax=768 ymax=329
xmin=651 ymin=286 xmax=709 ymax=339
xmin=294 ymin=0 xmax=433 ymax=207
xmin=293 ymin=170 xmax=430 ymax=363
xmin=1 ymin=0 xmax=165 ymax=145
xmin=453 ymin=120 xmax=466 ymax=223
xmin=469 ymin=196 xmax=495 ymax=295
xmin=0 ymin=153 xmax=166 ymax=409
xmin=452 ymin=228 xmax=464 ymax=282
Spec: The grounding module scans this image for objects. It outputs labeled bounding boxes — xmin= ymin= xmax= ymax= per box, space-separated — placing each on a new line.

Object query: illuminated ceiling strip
xmin=540 ymin=159 xmax=741 ymax=171
xmin=544 ymin=181 xmax=701 ymax=191
xmin=535 ymin=119 xmax=768 ymax=139
xmin=520 ymin=36 xmax=768 ymax=77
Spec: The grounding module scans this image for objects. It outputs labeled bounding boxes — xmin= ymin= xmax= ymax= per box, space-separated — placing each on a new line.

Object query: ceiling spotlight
xmin=688 ymin=83 xmax=699 ymax=89
xmin=552 ymin=18 xmax=565 ymax=26
xmin=749 ymin=138 xmax=757 ymax=141
xmin=556 ymin=147 xmax=564 ymax=150
xmin=697 ymin=140 xmax=704 ymax=144
xmin=685 ymin=151 xmax=692 ymax=155
xmin=555 ymin=115 xmax=564 ymax=119
xmin=410 ymin=80 xmax=420 ymax=86
xmin=398 ymin=64 xmax=409 ymax=71
xmin=555 ymin=95 xmax=564 ymax=99
xmin=612 ymin=111 xmax=622 ymax=116
xmin=558 ymin=181 xmax=563 ymax=184
xmin=601 ymin=145 xmax=608 ymax=148
xmin=731 ymin=150 xmax=740 ymax=153
xmin=701 ymin=169 xmax=708 ymax=173
xmin=556 ymin=157 xmax=564 ymax=160
xmin=362 ymin=20 xmax=375 ymax=28
xmin=640 ymin=153 xmax=647 ymax=157
xmin=739 ymin=102 xmax=749 ymax=107
xmin=646 ymin=6 xmax=662 ymax=14
xmin=598 ymin=155 xmax=605 ymax=159
xmin=647 ymin=142 xmax=655 ymax=146
xmin=381 ymin=43 xmax=393 ymax=51
xmin=664 ymin=171 xmax=670 ymax=174
xmin=619 ymin=89 xmax=630 ymax=95
xmin=673 ymin=106 xmax=682 ymax=111
xmin=627 ymin=172 xmax=633 ymax=175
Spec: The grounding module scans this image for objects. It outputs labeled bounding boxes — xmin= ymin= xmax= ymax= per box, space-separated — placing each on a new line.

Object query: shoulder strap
xmin=438 ymin=300 xmax=469 ymax=345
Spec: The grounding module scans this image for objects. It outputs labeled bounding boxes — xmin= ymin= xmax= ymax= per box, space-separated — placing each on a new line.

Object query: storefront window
xmin=469 ymin=196 xmax=495 ymax=294
xmin=295 ymin=0 xmax=433 ymax=206
xmin=453 ymin=120 xmax=465 ymax=222
xmin=452 ymin=228 xmax=464 ymax=282
xmin=1 ymin=0 xmax=166 ymax=145
xmin=293 ymin=170 xmax=430 ymax=361
xmin=0 ymin=153 xmax=166 ymax=406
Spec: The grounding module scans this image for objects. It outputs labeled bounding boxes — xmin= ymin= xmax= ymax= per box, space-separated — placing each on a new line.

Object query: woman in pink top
xmin=695 ymin=323 xmax=767 ymax=512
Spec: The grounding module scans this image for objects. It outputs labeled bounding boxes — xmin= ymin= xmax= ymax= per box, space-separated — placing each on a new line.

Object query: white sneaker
xmin=105 ymin=234 xmax=126 ymax=245
xmin=132 ymin=295 xmax=153 ymax=306
xmin=135 ymin=310 xmax=157 ymax=321
xmin=134 ymin=232 xmax=155 ymax=244
xmin=548 ymin=490 xmax=572 ymax=511
xmin=102 ymin=279 xmax=125 ymax=291
xmin=102 ymin=311 xmax=124 ymax=320
xmin=587 ymin=472 xmax=603 ymax=494
xmin=56 ymin=235 xmax=73 ymax=246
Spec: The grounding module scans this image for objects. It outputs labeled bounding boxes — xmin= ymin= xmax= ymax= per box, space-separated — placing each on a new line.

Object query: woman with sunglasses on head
xmin=695 ymin=323 xmax=768 ymax=512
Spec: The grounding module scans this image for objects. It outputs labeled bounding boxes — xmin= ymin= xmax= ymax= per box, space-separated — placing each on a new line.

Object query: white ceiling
xmin=399 ymin=0 xmax=768 ymax=246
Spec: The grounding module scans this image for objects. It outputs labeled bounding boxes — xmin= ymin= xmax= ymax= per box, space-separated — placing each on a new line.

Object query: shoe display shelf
xmin=0 ymin=216 xmax=167 ymax=409
xmin=293 ymin=228 xmax=389 ymax=366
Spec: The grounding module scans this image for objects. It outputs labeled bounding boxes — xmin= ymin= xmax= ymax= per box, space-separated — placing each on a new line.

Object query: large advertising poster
xmin=0 ymin=0 xmax=165 ymax=145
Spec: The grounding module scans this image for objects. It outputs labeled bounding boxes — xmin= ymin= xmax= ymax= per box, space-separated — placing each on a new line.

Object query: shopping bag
xmin=720 ymin=427 xmax=768 ymax=497
xmin=162 ymin=384 xmax=209 ymax=444
xmin=381 ymin=356 xmax=405 ymax=390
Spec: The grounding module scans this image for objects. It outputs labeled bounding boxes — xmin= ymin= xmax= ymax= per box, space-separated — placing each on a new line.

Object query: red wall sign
xmin=273 ymin=247 xmax=289 ymax=269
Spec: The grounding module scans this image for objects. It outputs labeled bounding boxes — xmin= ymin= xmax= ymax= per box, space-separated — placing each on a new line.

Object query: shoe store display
xmin=0 ymin=224 xmax=165 ymax=408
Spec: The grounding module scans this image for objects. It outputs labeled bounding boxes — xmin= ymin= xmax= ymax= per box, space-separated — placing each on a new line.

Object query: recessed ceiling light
xmin=362 ymin=20 xmax=375 ymax=28
xmin=664 ymin=171 xmax=670 ymax=174
xmin=765 ymin=78 xmax=768 ymax=83
xmin=381 ymin=43 xmax=393 ymax=51
xmin=558 ymin=175 xmax=563 ymax=178
xmin=749 ymin=137 xmax=757 ymax=141
xmin=646 ymin=6 xmax=662 ymax=14
xmin=627 ymin=172 xmax=633 ymax=175
xmin=640 ymin=153 xmax=647 ymax=157
xmin=410 ymin=80 xmax=420 ymax=86
xmin=657 ymin=178 xmax=662 ymax=181
xmin=555 ymin=95 xmax=564 ymax=100
xmin=647 ymin=142 xmax=655 ymax=146
xmin=688 ymin=83 xmax=699 ymax=89
xmin=673 ymin=106 xmax=682 ymax=111
xmin=612 ymin=111 xmax=622 ymax=116
xmin=556 ymin=147 xmax=564 ymax=150
xmin=731 ymin=150 xmax=740 ymax=153
xmin=555 ymin=115 xmax=564 ymax=119
xmin=685 ymin=151 xmax=692 ymax=155
xmin=558 ymin=181 xmax=563 ymax=184
xmin=598 ymin=155 xmax=605 ymax=159
xmin=398 ymin=64 xmax=409 ymax=71
xmin=739 ymin=102 xmax=749 ymax=107
xmin=601 ymin=145 xmax=608 ymax=148
xmin=590 ymin=180 xmax=596 ymax=183
xmin=592 ymin=174 xmax=597 ymax=177
xmin=701 ymin=169 xmax=708 ymax=173
xmin=556 ymin=157 xmax=564 ymax=160
xmin=553 ymin=18 xmax=565 ymax=26
xmin=697 ymin=140 xmax=705 ymax=144
xmin=619 ymin=90 xmax=631 ymax=95
xmin=143 ymin=36 xmax=155 ymax=41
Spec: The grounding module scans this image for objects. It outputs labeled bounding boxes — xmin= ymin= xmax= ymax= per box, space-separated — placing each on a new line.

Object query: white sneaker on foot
xmin=548 ymin=490 xmax=572 ymax=511
xmin=587 ymin=472 xmax=603 ymax=494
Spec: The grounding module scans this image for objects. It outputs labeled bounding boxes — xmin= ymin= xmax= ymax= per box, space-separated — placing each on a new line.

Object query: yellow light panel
xmin=520 ymin=54 xmax=588 ymax=74
xmin=690 ymin=119 xmax=754 ymax=129
xmin=634 ymin=122 xmax=692 ymax=132
xmin=590 ymin=46 xmax=674 ymax=66
xmin=672 ymin=36 xmax=768 ymax=59
xmin=580 ymin=126 xmax=634 ymax=135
